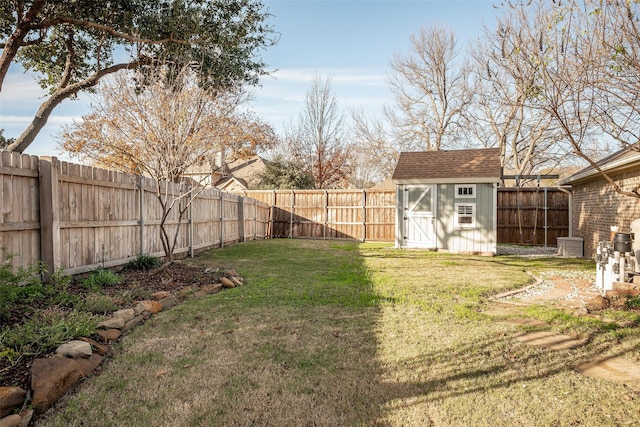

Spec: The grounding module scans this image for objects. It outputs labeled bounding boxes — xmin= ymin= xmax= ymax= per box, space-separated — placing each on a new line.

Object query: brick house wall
xmin=571 ymin=169 xmax=640 ymax=258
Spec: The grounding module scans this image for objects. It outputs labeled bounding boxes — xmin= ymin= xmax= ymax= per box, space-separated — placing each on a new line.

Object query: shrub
xmin=76 ymin=293 xmax=118 ymax=314
xmin=82 ymin=268 xmax=120 ymax=291
xmin=0 ymin=254 xmax=48 ymax=321
xmin=125 ymin=254 xmax=161 ymax=271
xmin=625 ymin=295 xmax=640 ymax=309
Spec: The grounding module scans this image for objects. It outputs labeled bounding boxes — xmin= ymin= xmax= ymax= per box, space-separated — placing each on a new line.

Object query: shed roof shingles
xmin=392 ymin=148 xmax=501 ymax=181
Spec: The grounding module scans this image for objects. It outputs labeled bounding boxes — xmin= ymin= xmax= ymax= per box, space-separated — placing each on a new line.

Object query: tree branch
xmin=6 ymin=58 xmax=152 ymax=153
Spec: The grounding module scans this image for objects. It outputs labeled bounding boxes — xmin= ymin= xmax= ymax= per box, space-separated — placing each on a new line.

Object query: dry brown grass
xmin=36 ymin=240 xmax=640 ymax=426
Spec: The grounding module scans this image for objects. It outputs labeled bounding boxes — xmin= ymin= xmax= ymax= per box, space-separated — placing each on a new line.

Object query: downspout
xmin=557 ymin=185 xmax=573 ymax=237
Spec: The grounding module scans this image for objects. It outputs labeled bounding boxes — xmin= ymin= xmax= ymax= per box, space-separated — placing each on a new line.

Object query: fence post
xmin=238 ymin=194 xmax=245 ymax=242
xmin=188 ymin=184 xmax=194 ymax=257
xmin=219 ymin=190 xmax=224 ymax=248
xmin=362 ymin=190 xmax=366 ymax=242
xmin=254 ymin=199 xmax=257 ymax=240
xmin=290 ymin=190 xmax=294 ymax=238
xmin=324 ymin=190 xmax=328 ymax=240
xmin=39 ymin=157 xmax=61 ymax=281
xmin=544 ymin=188 xmax=548 ymax=248
xmin=138 ymin=176 xmax=145 ymax=256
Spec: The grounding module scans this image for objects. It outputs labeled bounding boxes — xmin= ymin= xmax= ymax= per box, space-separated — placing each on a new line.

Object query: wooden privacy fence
xmin=243 ymin=189 xmax=396 ymax=241
xmin=0 ymin=153 xmax=270 ymax=275
xmin=245 ymin=187 xmax=570 ymax=246
xmin=497 ymin=187 xmax=569 ymax=246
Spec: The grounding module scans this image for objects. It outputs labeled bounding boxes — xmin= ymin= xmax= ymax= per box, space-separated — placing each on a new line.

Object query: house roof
xmin=213 ymin=155 xmax=267 ymax=190
xmin=559 ymin=145 xmax=640 ymax=185
xmin=392 ymin=148 xmax=502 ymax=184
xmin=216 ymin=175 xmax=248 ymax=192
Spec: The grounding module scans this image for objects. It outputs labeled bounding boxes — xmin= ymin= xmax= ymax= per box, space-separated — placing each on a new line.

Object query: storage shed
xmin=392 ymin=148 xmax=501 ymax=254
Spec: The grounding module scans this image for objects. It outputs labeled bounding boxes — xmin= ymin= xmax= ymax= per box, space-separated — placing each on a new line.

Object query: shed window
xmin=455 ymin=184 xmax=476 ymax=198
xmin=455 ymin=203 xmax=476 ymax=228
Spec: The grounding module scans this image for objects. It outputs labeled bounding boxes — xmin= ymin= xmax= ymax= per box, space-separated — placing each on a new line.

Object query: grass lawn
xmin=37 ymin=240 xmax=640 ymax=426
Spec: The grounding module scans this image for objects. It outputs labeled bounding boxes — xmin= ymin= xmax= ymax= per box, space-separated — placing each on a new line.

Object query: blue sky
xmin=0 ymin=0 xmax=498 ymax=157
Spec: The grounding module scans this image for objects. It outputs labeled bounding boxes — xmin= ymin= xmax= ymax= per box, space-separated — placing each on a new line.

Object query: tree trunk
xmin=6 ymin=59 xmax=149 ymax=153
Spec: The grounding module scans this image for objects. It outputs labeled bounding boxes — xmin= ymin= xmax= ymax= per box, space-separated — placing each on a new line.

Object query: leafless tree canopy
xmin=387 ymin=25 xmax=471 ymax=151
xmin=284 ymin=76 xmax=352 ymax=189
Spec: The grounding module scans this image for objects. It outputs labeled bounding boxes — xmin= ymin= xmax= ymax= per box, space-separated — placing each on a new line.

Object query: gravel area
xmin=497 ymin=244 xmax=559 ymax=257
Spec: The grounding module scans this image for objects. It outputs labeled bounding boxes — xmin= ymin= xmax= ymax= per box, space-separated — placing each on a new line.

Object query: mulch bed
xmin=1 ymin=262 xmax=225 ymax=392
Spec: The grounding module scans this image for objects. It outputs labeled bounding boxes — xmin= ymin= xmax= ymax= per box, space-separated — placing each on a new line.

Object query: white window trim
xmin=454 ymin=202 xmax=476 ymax=228
xmin=455 ymin=184 xmax=476 ymax=199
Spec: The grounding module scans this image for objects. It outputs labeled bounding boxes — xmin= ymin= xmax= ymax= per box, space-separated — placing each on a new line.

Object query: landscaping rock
xmin=178 ymin=285 xmax=199 ymax=299
xmin=96 ymin=329 xmax=122 ymax=342
xmin=123 ymin=315 xmax=146 ymax=333
xmin=160 ymin=295 xmax=179 ymax=310
xmin=585 ymin=295 xmax=609 ymax=311
xmin=606 ymin=289 xmax=640 ymax=298
xmin=220 ymin=277 xmax=235 ymax=289
xmin=573 ymin=307 xmax=589 ymax=317
xmin=97 ymin=317 xmax=125 ymax=329
xmin=0 ymin=414 xmax=21 ymax=427
xmin=77 ymin=337 xmax=110 ymax=356
xmin=31 ymin=357 xmax=83 ymax=414
xmin=74 ymin=354 xmax=104 ymax=377
xmin=17 ymin=409 xmax=33 ymax=427
xmin=134 ymin=300 xmax=163 ymax=315
xmin=0 ymin=387 xmax=26 ymax=418
xmin=112 ymin=308 xmax=135 ymax=322
xmin=200 ymin=283 xmax=223 ymax=295
xmin=151 ymin=291 xmax=171 ymax=301
xmin=56 ymin=340 xmax=92 ymax=359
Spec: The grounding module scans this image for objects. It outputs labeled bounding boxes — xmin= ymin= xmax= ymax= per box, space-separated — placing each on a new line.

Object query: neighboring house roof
xmin=216 ymin=175 xmax=249 ymax=193
xmin=369 ymin=177 xmax=395 ymax=190
xmin=213 ymin=155 xmax=267 ymax=190
xmin=392 ymin=148 xmax=502 ymax=184
xmin=559 ymin=145 xmax=640 ymax=185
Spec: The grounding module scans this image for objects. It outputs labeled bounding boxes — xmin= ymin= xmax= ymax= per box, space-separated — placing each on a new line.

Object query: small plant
xmin=0 ymin=253 xmax=50 ymax=321
xmin=82 ymin=268 xmax=120 ymax=291
xmin=76 ymin=293 xmax=118 ymax=314
xmin=0 ymin=308 xmax=97 ymax=356
xmin=625 ymin=294 xmax=640 ymax=309
xmin=125 ymin=254 xmax=161 ymax=271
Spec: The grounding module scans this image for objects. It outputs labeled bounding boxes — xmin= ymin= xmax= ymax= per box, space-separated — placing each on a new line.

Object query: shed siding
xmin=436 ymin=183 xmax=497 ymax=253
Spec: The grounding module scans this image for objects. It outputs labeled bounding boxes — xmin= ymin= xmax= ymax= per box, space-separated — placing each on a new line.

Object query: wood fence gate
xmin=496 ymin=187 xmax=569 ymax=246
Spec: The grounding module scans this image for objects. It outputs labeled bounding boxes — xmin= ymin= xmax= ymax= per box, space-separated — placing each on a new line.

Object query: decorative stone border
xmin=0 ymin=270 xmax=244 ymax=426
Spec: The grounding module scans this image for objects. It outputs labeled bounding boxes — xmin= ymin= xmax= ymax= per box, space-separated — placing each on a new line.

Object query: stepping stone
xmin=515 ymin=331 xmax=585 ymax=350
xmin=577 ymin=357 xmax=640 ymax=392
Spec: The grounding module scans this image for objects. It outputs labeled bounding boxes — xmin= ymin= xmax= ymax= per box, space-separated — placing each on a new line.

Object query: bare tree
xmin=285 ymin=75 xmax=351 ymax=189
xmin=465 ymin=10 xmax=566 ymax=185
xmin=349 ymin=110 xmax=397 ymax=183
xmin=498 ymin=0 xmax=639 ymax=197
xmin=387 ymin=25 xmax=471 ymax=151
xmin=61 ymin=65 xmax=275 ymax=260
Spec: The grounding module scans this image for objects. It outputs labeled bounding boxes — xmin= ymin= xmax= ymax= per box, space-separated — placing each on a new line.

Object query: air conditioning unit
xmin=557 ymin=237 xmax=584 ymax=257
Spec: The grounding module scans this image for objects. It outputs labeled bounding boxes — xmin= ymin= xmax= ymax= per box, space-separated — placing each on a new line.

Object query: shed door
xmin=403 ymin=185 xmax=436 ymax=248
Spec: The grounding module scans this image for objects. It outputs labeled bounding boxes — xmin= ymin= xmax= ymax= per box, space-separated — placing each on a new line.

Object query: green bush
xmin=82 ymin=268 xmax=120 ymax=291
xmin=0 ymin=308 xmax=97 ymax=356
xmin=76 ymin=293 xmax=118 ymax=314
xmin=0 ymin=254 xmax=49 ymax=321
xmin=125 ymin=254 xmax=161 ymax=271
xmin=625 ymin=295 xmax=640 ymax=309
